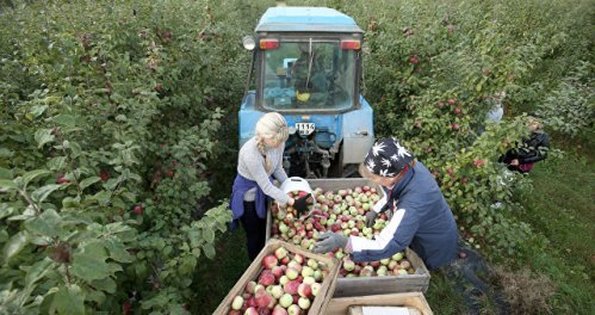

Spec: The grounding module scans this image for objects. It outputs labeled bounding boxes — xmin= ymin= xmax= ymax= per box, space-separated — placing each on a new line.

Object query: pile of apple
xmin=270 ymin=186 xmax=416 ymax=278
xmin=227 ymin=246 xmax=330 ymax=315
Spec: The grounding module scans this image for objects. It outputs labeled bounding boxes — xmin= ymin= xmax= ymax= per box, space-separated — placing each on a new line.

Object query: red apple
xmin=56 ymin=175 xmax=70 ymax=185
xmin=297 ymin=283 xmax=311 ymax=298
xmin=244 ymin=307 xmax=258 ymax=315
xmin=262 ymin=255 xmax=278 ymax=269
xmin=274 ymin=247 xmax=288 ymax=260
xmin=287 ymin=261 xmax=302 ymax=273
xmin=272 ymin=305 xmax=288 ymax=315
xmin=283 ymin=280 xmax=300 ymax=295
xmin=271 ymin=266 xmax=284 ymax=279
xmin=258 ymin=270 xmax=275 ymax=286
xmin=133 ymin=204 xmax=143 ymax=215
xmin=246 ymin=281 xmax=257 ymax=294
xmin=254 ymin=288 xmax=272 ymax=308
xmin=99 ymin=169 xmax=110 ymax=182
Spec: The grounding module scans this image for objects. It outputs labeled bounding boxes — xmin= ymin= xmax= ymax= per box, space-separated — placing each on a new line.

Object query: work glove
xmin=366 ymin=202 xmax=391 ymax=228
xmin=365 ymin=211 xmax=378 ymax=228
xmin=312 ymin=232 xmax=348 ymax=254
xmin=293 ymin=194 xmax=311 ymax=217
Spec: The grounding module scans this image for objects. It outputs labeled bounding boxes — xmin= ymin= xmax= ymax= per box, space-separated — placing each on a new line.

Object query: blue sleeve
xmin=351 ymin=206 xmax=420 ymax=262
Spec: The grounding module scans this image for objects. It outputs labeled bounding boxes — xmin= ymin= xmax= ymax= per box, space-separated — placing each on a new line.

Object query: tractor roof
xmin=255 ymin=6 xmax=363 ymax=33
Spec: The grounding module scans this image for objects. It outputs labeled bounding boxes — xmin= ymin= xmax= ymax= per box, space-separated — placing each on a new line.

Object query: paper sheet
xmin=361 ymin=306 xmax=410 ymax=315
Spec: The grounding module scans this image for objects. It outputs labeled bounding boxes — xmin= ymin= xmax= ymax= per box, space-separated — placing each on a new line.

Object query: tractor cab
xmin=239 ymin=6 xmax=374 ymax=178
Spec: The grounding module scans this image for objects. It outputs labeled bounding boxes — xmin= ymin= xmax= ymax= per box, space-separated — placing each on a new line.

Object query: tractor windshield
xmin=261 ymin=40 xmax=357 ymax=111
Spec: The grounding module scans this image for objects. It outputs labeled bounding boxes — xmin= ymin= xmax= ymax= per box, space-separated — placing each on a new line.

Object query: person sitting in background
xmin=499 ymin=116 xmax=549 ymax=173
xmin=291 ymin=42 xmax=328 ymax=105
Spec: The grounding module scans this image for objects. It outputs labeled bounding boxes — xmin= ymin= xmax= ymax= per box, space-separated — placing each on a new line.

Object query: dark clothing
xmin=441 ymin=242 xmax=510 ymax=314
xmin=350 ymin=162 xmax=459 ymax=270
xmin=499 ymin=131 xmax=550 ymax=173
xmin=229 ymin=174 xmax=270 ymax=230
xmin=229 ymin=174 xmax=271 ymax=260
xmin=239 ymin=201 xmax=267 ymax=261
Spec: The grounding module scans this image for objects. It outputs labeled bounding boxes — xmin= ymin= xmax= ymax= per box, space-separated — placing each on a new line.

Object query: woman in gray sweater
xmin=230 ymin=112 xmax=308 ymax=260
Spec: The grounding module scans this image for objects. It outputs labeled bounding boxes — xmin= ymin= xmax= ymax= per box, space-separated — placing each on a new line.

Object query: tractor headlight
xmin=242 ymin=35 xmax=256 ymax=51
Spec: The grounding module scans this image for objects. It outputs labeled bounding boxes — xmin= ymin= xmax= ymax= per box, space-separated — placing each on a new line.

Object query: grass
xmin=510 ymin=134 xmax=595 ymax=313
xmin=196 ymin=134 xmax=594 ymax=314
xmin=193 ymin=230 xmax=250 ymax=315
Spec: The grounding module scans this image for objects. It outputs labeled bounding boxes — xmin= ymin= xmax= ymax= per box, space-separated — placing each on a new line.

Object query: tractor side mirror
xmin=242 ymin=35 xmax=256 ymax=51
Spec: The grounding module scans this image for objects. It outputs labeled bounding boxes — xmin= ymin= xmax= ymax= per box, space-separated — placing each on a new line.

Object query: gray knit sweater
xmin=237 ymin=137 xmax=290 ymax=204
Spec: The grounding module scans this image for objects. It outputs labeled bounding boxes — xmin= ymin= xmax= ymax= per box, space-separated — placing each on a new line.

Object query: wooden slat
xmin=213 ymin=239 xmax=340 ymax=315
xmin=327 ymin=292 xmax=433 ymax=315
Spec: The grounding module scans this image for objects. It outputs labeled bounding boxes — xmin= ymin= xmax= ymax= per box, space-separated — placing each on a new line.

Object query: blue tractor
xmin=239 ymin=6 xmax=374 ymax=178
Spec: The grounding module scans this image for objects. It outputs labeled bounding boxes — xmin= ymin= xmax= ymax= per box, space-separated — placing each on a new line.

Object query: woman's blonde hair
xmin=255 ymin=112 xmax=289 ymax=172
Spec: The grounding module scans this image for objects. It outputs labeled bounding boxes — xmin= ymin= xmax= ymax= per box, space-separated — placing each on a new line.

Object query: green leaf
xmin=3 ymin=231 xmax=28 ymax=262
xmin=47 ymin=156 xmax=67 ymax=171
xmin=0 ymin=148 xmax=14 ymax=159
xmin=29 ymin=105 xmax=49 ymax=119
xmin=31 ymin=184 xmax=63 ymax=203
xmin=86 ymin=290 xmax=106 ymax=304
xmin=51 ymin=114 xmax=77 ymax=128
xmin=25 ymin=258 xmax=54 ymax=287
xmin=0 ymin=203 xmax=14 ymax=219
xmin=21 ymin=169 xmax=50 ymax=187
xmin=50 ymin=285 xmax=85 ymax=315
xmin=90 ymin=191 xmax=111 ymax=205
xmin=203 ymin=243 xmax=215 ymax=259
xmin=71 ymin=241 xmax=110 ymax=283
xmin=69 ymin=141 xmax=82 ymax=159
xmin=0 ymin=167 xmax=12 ymax=179
xmin=62 ymin=196 xmax=81 ymax=209
xmin=105 ymin=239 xmax=134 ymax=263
xmin=103 ymin=178 xmax=120 ymax=190
xmin=203 ymin=228 xmax=215 ymax=243
xmin=0 ymin=179 xmax=17 ymax=192
xmin=34 ymin=129 xmax=55 ymax=148
xmin=79 ymin=176 xmax=100 ymax=190
xmin=90 ymin=277 xmax=116 ymax=294
xmin=25 ymin=209 xmax=62 ymax=237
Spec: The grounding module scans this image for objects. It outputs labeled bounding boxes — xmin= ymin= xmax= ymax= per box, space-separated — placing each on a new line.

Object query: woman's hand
xmin=287 ymin=197 xmax=295 ymax=206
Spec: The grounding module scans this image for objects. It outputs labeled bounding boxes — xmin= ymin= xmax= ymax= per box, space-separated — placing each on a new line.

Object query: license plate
xmin=295 ymin=122 xmax=315 ymax=136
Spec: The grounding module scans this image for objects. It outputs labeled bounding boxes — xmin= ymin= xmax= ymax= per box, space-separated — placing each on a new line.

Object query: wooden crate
xmin=326 ymin=292 xmax=433 ymax=315
xmin=213 ymin=239 xmax=340 ymax=315
xmin=333 ymin=247 xmax=430 ymax=297
xmin=266 ymin=178 xmax=430 ymax=297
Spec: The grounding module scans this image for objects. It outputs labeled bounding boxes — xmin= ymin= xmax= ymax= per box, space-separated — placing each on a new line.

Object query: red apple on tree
xmin=133 ymin=204 xmax=143 ymax=215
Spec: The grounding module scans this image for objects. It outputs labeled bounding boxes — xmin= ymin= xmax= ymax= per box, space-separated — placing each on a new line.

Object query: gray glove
xmin=312 ymin=232 xmax=348 ymax=254
xmin=365 ymin=211 xmax=378 ymax=228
